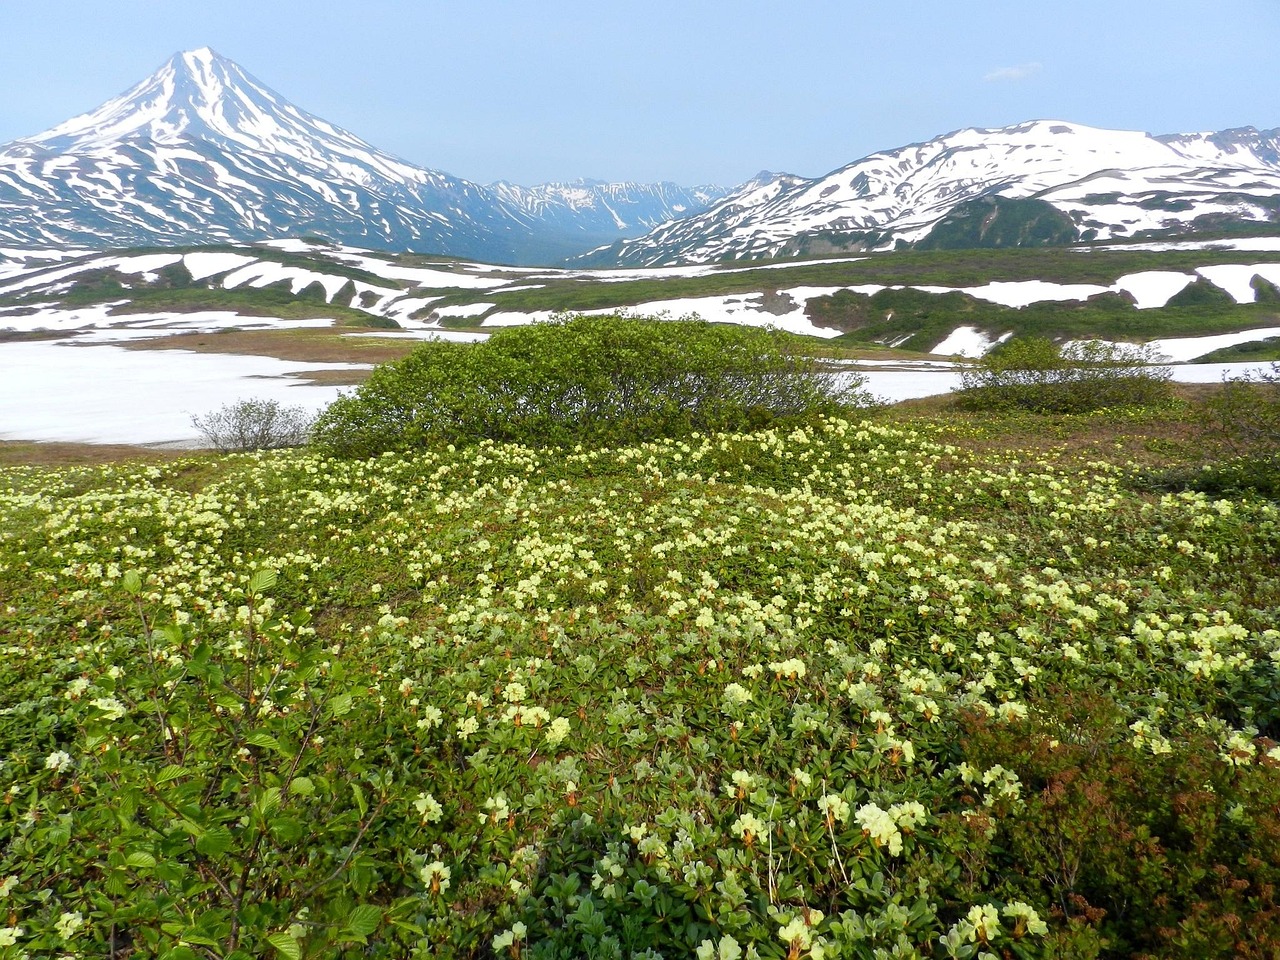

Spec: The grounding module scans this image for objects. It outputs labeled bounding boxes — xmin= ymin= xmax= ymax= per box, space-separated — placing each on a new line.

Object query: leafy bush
xmin=953 ymin=336 xmax=1173 ymax=412
xmin=191 ymin=398 xmax=315 ymax=452
xmin=960 ymin=694 xmax=1280 ymax=959
xmin=1206 ymin=361 xmax=1280 ymax=453
xmin=1141 ymin=363 xmax=1280 ymax=499
xmin=311 ymin=313 xmax=868 ymax=457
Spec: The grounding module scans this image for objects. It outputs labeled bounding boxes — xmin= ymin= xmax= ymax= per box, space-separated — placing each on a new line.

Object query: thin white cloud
xmin=983 ymin=62 xmax=1042 ymax=83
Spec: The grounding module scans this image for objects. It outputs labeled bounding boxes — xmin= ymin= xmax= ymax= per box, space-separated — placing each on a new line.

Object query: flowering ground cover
xmin=1 ymin=406 xmax=1278 ymax=958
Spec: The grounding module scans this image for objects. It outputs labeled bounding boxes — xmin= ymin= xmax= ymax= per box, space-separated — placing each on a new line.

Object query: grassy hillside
xmin=7 ymin=241 xmax=1280 ymax=357
xmin=915 ymin=197 xmax=1079 ymax=250
xmin=1 ymin=399 xmax=1278 ymax=957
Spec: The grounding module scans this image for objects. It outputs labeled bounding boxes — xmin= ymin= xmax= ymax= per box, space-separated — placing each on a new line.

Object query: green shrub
xmin=311 ymin=314 xmax=869 ymax=457
xmin=1205 ymin=361 xmax=1280 ymax=453
xmin=954 ymin=336 xmax=1173 ymax=413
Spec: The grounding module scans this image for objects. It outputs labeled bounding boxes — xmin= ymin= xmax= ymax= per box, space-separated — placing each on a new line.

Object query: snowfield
xmin=4 ymin=242 xmax=1280 ymax=445
xmin=0 ymin=339 xmax=367 ymax=446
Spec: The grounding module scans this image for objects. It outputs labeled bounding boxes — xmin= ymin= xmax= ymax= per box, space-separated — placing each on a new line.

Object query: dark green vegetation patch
xmin=916 ymin=196 xmax=1079 ymax=250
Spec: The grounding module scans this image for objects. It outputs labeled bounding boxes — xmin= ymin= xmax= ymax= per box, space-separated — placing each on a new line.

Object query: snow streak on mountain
xmin=580 ymin=120 xmax=1280 ymax=266
xmin=0 ymin=49 xmax=726 ymax=264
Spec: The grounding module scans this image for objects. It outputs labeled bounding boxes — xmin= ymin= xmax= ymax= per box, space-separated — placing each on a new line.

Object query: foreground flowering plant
xmin=0 ymin=411 xmax=1277 ymax=957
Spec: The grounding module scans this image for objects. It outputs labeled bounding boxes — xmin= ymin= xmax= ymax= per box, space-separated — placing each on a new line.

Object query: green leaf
xmin=177 ymin=931 xmax=222 ymax=948
xmin=244 ymin=731 xmax=286 ymax=755
xmin=213 ymin=692 xmax=242 ymax=711
xmin=122 ymin=570 xmax=143 ymax=595
xmin=288 ymin=776 xmax=315 ymax=797
xmin=248 ymin=568 xmax=278 ymax=595
xmin=352 ymin=782 xmax=368 ymax=818
xmin=195 ymin=826 xmax=233 ymax=857
xmin=343 ymin=904 xmax=382 ymax=939
xmin=126 ymin=851 xmax=158 ymax=869
xmin=255 ymin=787 xmax=283 ymax=819
xmin=328 ymin=692 xmax=354 ymax=718
xmin=154 ymin=764 xmax=187 ymax=785
xmin=266 ymin=932 xmax=301 ymax=960
xmin=270 ymin=817 xmax=305 ymax=844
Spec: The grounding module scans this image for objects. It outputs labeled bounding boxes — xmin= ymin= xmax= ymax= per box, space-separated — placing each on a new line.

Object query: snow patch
xmin=932 ymin=326 xmax=1011 ymax=358
xmin=184 ymin=251 xmax=257 ymax=280
xmin=1111 ymin=271 xmax=1197 ymax=309
xmin=1147 ymin=326 xmax=1280 ymax=362
xmin=959 ymin=280 xmax=1110 ymax=309
xmin=1194 ymin=264 xmax=1280 ymax=304
xmin=0 ymin=340 xmax=364 ymax=445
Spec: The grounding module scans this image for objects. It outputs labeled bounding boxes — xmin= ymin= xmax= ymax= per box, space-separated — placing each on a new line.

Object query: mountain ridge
xmin=0 ymin=48 xmax=728 ymax=264
xmin=578 ymin=119 xmax=1280 ymax=266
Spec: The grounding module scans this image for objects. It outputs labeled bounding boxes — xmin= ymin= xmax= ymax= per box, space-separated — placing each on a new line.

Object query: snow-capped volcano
xmin=17 ymin=48 xmax=389 ymax=161
xmin=0 ymin=49 xmax=724 ymax=263
xmin=579 ymin=120 xmax=1280 ymax=266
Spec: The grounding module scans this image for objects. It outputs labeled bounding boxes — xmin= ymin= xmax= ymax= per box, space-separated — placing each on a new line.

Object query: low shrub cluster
xmin=310 ymin=314 xmax=867 ymax=457
xmin=1136 ymin=362 xmax=1280 ymax=500
xmin=1205 ymin=361 xmax=1280 ymax=453
xmin=953 ymin=337 xmax=1173 ymax=413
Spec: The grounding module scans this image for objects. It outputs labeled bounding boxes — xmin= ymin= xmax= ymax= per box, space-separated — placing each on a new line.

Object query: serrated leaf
xmin=154 ymin=764 xmax=187 ymax=785
xmin=344 ymin=904 xmax=382 ymax=939
xmin=244 ymin=731 xmax=285 ymax=754
xmin=255 ymin=786 xmax=283 ymax=819
xmin=352 ymin=782 xmax=368 ymax=818
xmin=288 ymin=776 xmax=315 ymax=797
xmin=328 ymin=692 xmax=354 ymax=718
xmin=248 ymin=568 xmax=278 ymax=595
xmin=266 ymin=932 xmax=301 ymax=960
xmin=122 ymin=570 xmax=143 ymax=595
xmin=177 ymin=931 xmax=222 ymax=948
xmin=157 ymin=623 xmax=183 ymax=645
xmin=270 ymin=816 xmax=305 ymax=844
xmin=195 ymin=826 xmax=233 ymax=857
xmin=126 ymin=850 xmax=158 ymax=869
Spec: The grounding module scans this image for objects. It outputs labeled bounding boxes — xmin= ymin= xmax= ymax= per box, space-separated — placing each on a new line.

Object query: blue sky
xmin=1 ymin=0 xmax=1275 ymax=187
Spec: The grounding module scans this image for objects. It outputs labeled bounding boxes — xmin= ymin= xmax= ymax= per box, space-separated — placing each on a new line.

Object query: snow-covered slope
xmin=0 ymin=49 xmax=722 ymax=265
xmin=582 ymin=120 xmax=1280 ymax=266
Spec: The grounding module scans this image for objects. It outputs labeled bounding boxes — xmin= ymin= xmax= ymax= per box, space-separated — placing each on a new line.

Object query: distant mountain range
xmin=1 ymin=49 xmax=1278 ymax=267
xmin=0 ymin=48 xmax=727 ymax=264
xmin=578 ymin=121 xmax=1280 ymax=266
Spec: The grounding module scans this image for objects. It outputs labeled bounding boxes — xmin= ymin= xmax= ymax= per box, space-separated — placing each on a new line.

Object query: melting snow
xmin=1194 ymin=264 xmax=1280 ymax=304
xmin=184 ymin=251 xmax=257 ymax=280
xmin=931 ymin=326 xmax=1012 ymax=358
xmin=431 ymin=303 xmax=495 ymax=320
xmin=1147 ymin=326 xmax=1280 ymax=362
xmin=1111 ymin=271 xmax=1197 ymax=309
xmin=0 ymin=340 xmax=365 ymax=445
xmin=959 ymin=280 xmax=1110 ymax=309
xmin=327 ymin=253 xmax=509 ymax=289
xmin=222 ymin=261 xmax=358 ymax=301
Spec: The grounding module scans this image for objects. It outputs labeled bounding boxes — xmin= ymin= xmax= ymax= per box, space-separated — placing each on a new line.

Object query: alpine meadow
xmin=4 ymin=18 xmax=1280 ymax=960
xmin=3 ymin=332 xmax=1280 ymax=955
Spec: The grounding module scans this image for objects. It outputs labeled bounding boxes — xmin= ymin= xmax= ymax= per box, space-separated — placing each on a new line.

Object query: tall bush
xmin=954 ymin=336 xmax=1172 ymax=413
xmin=311 ymin=314 xmax=868 ymax=457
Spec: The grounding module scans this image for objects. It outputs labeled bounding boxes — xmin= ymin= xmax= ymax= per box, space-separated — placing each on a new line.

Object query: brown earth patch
xmin=119 ymin=328 xmax=422 ymax=365
xmin=0 ymin=441 xmax=193 ymax=468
